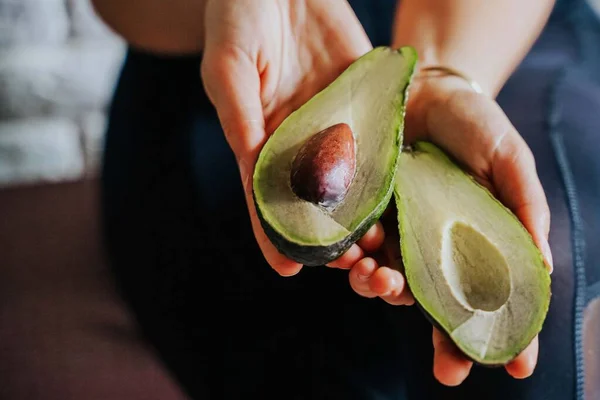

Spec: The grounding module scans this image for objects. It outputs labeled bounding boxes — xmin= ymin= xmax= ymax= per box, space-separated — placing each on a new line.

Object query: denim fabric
xmin=100 ymin=1 xmax=599 ymax=399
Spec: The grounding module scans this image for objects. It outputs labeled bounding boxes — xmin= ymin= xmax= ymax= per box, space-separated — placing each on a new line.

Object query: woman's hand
xmin=349 ymin=76 xmax=554 ymax=386
xmin=201 ymin=0 xmax=386 ymax=276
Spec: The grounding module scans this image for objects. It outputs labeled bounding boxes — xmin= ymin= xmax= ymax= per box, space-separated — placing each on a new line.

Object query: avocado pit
xmin=290 ymin=122 xmax=356 ymax=209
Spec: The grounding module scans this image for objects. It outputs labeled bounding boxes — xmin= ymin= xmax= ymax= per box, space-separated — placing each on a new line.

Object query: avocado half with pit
xmin=394 ymin=142 xmax=551 ymax=366
xmin=253 ymin=46 xmax=417 ymax=266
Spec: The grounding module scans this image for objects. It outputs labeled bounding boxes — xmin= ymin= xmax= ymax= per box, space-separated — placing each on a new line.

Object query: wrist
xmin=390 ymin=0 xmax=550 ymax=98
xmin=405 ymin=72 xmax=481 ymax=141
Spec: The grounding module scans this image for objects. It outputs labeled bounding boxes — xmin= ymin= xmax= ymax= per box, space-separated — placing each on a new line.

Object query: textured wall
xmin=0 ymin=0 xmax=125 ymax=187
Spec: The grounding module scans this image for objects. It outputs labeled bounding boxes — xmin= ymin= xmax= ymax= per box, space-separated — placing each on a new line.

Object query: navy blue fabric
xmin=100 ymin=1 xmax=600 ymax=399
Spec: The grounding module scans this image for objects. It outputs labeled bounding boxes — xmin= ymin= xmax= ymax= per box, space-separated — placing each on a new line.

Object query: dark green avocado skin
xmin=253 ymin=190 xmax=392 ymax=267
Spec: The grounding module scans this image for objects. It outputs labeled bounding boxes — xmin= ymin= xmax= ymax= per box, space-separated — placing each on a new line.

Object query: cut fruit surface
xmin=394 ymin=141 xmax=551 ymax=365
xmin=253 ymin=46 xmax=417 ymax=266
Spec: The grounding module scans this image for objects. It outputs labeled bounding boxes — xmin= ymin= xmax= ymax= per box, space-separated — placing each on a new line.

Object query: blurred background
xmin=0 ymin=2 xmax=189 ymax=399
xmin=0 ymin=0 xmax=125 ymax=188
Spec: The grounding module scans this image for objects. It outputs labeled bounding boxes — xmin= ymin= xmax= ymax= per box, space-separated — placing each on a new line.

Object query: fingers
xmin=505 ymin=336 xmax=539 ymax=379
xmin=426 ymin=90 xmax=553 ymax=272
xmin=489 ymin=132 xmax=553 ymax=272
xmin=368 ymin=265 xmax=414 ymax=305
xmin=349 ymin=257 xmax=414 ymax=305
xmin=348 ymin=257 xmax=379 ymax=298
xmin=432 ymin=329 xmax=538 ymax=387
xmin=432 ymin=328 xmax=473 ymax=387
xmin=327 ymin=221 xmax=384 ymax=269
xmin=327 ymin=244 xmax=364 ymax=270
xmin=347 ymin=219 xmax=413 ymax=305
xmin=201 ymin=47 xmax=265 ymax=164
xmin=201 ymin=48 xmax=303 ymax=277
xmin=357 ymin=221 xmax=385 ymax=253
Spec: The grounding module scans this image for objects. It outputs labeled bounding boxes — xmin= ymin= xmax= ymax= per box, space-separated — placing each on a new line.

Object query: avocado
xmin=394 ymin=142 xmax=551 ymax=366
xmin=253 ymin=46 xmax=417 ymax=266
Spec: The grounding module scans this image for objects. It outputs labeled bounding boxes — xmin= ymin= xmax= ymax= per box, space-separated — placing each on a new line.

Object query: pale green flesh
xmin=254 ymin=47 xmax=416 ymax=246
xmin=394 ymin=142 xmax=551 ymax=364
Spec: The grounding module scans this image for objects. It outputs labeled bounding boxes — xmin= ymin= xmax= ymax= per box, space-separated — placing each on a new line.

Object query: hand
xmin=349 ymin=76 xmax=554 ymax=386
xmin=201 ymin=0 xmax=384 ymax=276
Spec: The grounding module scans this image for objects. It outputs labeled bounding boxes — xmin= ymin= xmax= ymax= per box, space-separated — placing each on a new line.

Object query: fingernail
xmin=541 ymin=241 xmax=554 ymax=274
xmin=527 ymin=352 xmax=537 ymax=372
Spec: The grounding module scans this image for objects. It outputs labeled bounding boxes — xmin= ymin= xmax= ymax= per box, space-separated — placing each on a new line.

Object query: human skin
xmin=93 ymin=0 xmax=556 ymax=387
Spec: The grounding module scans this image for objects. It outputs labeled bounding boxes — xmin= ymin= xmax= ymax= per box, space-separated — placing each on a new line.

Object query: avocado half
xmin=394 ymin=142 xmax=551 ymax=366
xmin=253 ymin=46 xmax=417 ymax=266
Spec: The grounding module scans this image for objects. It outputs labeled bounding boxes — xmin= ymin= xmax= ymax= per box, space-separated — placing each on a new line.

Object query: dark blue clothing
xmin=100 ymin=1 xmax=600 ymax=399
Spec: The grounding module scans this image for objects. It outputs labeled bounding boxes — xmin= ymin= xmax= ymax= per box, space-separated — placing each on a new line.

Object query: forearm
xmin=393 ymin=0 xmax=555 ymax=96
xmin=91 ymin=0 xmax=207 ymax=54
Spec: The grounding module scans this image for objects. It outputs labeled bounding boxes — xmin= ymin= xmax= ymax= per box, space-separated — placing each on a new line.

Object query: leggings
xmin=101 ymin=1 xmax=600 ymax=399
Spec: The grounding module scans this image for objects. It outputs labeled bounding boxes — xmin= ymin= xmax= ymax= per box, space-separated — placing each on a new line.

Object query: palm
xmin=205 ymin=0 xmax=371 ymax=135
xmin=257 ymin=1 xmax=372 ymax=135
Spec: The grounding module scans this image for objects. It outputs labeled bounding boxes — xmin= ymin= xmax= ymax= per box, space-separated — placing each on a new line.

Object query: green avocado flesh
xmin=253 ymin=46 xmax=417 ymax=266
xmin=394 ymin=142 xmax=551 ymax=366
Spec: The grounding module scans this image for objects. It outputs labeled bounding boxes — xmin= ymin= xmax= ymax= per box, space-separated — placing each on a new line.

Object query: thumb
xmin=200 ymin=48 xmax=303 ymax=276
xmin=201 ymin=48 xmax=264 ymax=172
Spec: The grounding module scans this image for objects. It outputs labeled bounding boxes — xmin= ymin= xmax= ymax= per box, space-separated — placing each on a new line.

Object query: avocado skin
xmin=253 ymin=189 xmax=392 ymax=266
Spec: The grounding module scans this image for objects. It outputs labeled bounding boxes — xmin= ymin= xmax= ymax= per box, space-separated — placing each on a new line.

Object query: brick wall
xmin=0 ymin=0 xmax=125 ymax=187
